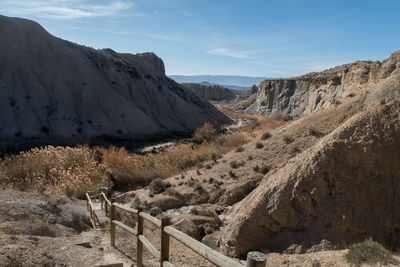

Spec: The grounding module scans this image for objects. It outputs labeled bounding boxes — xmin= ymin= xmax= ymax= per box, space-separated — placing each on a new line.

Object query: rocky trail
xmin=0 ymin=190 xmax=133 ymax=267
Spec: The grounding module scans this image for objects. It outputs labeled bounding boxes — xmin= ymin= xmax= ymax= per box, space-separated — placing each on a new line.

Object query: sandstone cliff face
xmin=217 ymin=69 xmax=400 ymax=256
xmin=181 ymin=83 xmax=236 ymax=101
xmin=0 ymin=16 xmax=230 ymax=142
xmin=242 ymin=51 xmax=400 ymax=119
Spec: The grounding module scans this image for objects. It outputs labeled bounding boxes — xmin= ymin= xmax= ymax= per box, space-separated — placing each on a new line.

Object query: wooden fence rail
xmin=86 ymin=189 xmax=266 ymax=267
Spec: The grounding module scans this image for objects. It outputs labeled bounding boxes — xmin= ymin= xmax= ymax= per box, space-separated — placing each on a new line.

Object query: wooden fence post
xmin=246 ymin=251 xmax=266 ymax=267
xmin=160 ymin=215 xmax=171 ymax=266
xmin=110 ymin=199 xmax=115 ymax=247
xmin=105 ymin=197 xmax=108 ymax=216
xmin=137 ymin=208 xmax=143 ymax=267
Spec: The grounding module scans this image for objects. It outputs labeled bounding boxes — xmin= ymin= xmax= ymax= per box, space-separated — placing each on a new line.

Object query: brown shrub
xmin=255 ymin=142 xmax=264 ymax=149
xmin=193 ymin=123 xmax=216 ymax=144
xmin=0 ymin=146 xmax=109 ymax=198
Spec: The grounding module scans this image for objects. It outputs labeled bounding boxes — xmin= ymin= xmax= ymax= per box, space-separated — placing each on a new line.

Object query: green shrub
xmin=261 ymin=132 xmax=272 ymax=140
xmin=190 ymin=207 xmax=216 ymax=217
xmin=345 ymin=239 xmax=392 ymax=265
xmin=149 ymin=178 xmax=171 ymax=194
xmin=255 ymin=142 xmax=264 ymax=149
xmin=228 ymin=170 xmax=236 ymax=178
xmin=283 ymin=135 xmax=294 ymax=144
xmin=230 ymin=160 xmax=239 ymax=169
xmin=309 ymin=128 xmax=322 ymax=137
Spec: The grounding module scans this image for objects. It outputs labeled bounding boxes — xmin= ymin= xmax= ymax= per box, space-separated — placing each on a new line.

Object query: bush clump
xmin=283 ymin=135 xmax=294 ymax=144
xmin=261 ymin=132 xmax=272 ymax=140
xmin=230 ymin=160 xmax=239 ymax=169
xmin=253 ymin=164 xmax=270 ymax=175
xmin=309 ymin=127 xmax=322 ymax=137
xmin=149 ymin=178 xmax=171 ymax=195
xmin=0 ymin=145 xmax=109 ymax=198
xmin=193 ymin=123 xmax=216 ymax=144
xmin=255 ymin=142 xmax=264 ymax=149
xmin=345 ymin=239 xmax=392 ymax=265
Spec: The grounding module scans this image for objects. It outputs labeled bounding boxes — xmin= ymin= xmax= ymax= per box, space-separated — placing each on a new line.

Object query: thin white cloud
xmin=0 ymin=0 xmax=133 ymax=19
xmin=208 ymin=48 xmax=250 ymax=59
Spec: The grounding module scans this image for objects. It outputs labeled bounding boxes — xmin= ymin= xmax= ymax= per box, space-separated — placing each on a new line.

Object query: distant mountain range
xmin=169 ymin=75 xmax=270 ymax=89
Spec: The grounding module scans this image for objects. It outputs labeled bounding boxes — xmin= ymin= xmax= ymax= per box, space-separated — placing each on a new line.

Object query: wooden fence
xmin=86 ymin=189 xmax=266 ymax=267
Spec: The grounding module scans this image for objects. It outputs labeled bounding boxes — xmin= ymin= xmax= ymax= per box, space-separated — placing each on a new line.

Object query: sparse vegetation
xmin=235 ymin=146 xmax=244 ymax=152
xmin=261 ymin=132 xmax=272 ymax=140
xmin=0 ymin=145 xmax=109 ymax=198
xmin=0 ymin=112 xmax=283 ymax=197
xmin=228 ymin=170 xmax=236 ymax=178
xmin=164 ymin=187 xmax=182 ymax=198
xmin=255 ymin=142 xmax=264 ymax=149
xmin=190 ymin=207 xmax=216 ymax=217
xmin=309 ymin=127 xmax=322 ymax=137
xmin=253 ymin=164 xmax=270 ymax=175
xmin=192 ymin=122 xmax=216 ymax=144
xmin=149 ymin=178 xmax=171 ymax=194
xmin=260 ymin=164 xmax=270 ymax=175
xmin=345 ymin=239 xmax=392 ymax=265
xmin=283 ymin=135 xmax=294 ymax=144
xmin=290 ymin=146 xmax=301 ymax=155
xmin=230 ymin=160 xmax=239 ymax=169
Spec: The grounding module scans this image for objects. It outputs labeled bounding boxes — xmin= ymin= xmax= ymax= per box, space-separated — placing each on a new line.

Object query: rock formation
xmin=0 ymin=15 xmax=230 ymax=143
xmin=240 ymin=51 xmax=400 ymax=119
xmin=250 ymin=84 xmax=258 ymax=95
xmin=216 ymin=56 xmax=400 ymax=256
xmin=181 ymin=83 xmax=236 ymax=101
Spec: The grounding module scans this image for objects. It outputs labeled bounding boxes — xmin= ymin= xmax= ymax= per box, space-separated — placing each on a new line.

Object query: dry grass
xmin=0 ymin=112 xmax=284 ymax=196
xmin=219 ymin=108 xmax=285 ymax=131
xmin=0 ymin=145 xmax=109 ymax=198
xmin=192 ymin=122 xmax=216 ymax=144
xmin=100 ymin=132 xmax=250 ymax=189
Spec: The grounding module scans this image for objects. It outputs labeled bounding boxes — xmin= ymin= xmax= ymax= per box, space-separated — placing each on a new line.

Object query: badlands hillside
xmin=0 ymin=15 xmax=229 ymax=146
xmin=1 ymin=15 xmax=400 ymax=267
xmin=180 ymin=83 xmax=254 ymax=106
xmin=234 ymin=51 xmax=400 ymax=120
xmin=181 ymin=83 xmax=237 ymax=101
xmin=117 ymin=51 xmax=400 ymax=260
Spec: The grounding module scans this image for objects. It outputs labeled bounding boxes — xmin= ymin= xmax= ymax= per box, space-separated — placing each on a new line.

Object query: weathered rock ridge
xmin=240 ymin=51 xmax=400 ymax=119
xmin=181 ymin=83 xmax=237 ymax=101
xmin=0 ymin=15 xmax=230 ymax=143
xmin=216 ymin=68 xmax=400 ymax=256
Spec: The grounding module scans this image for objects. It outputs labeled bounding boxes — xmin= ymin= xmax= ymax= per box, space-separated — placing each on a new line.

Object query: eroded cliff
xmin=241 ymin=51 xmax=400 ymax=119
xmin=0 ymin=15 xmax=230 ymax=144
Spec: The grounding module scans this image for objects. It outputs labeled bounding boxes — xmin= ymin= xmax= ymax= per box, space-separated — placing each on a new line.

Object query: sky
xmin=1 ymin=0 xmax=399 ymax=77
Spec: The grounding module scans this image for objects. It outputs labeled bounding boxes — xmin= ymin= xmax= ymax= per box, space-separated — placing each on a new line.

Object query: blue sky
xmin=1 ymin=0 xmax=399 ymax=77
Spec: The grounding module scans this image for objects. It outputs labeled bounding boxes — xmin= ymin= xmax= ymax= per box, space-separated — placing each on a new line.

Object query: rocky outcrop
xmin=181 ymin=83 xmax=236 ymax=101
xmin=216 ymin=72 xmax=400 ymax=256
xmin=250 ymin=84 xmax=258 ymax=95
xmin=241 ymin=51 xmax=400 ymax=119
xmin=0 ymin=15 xmax=230 ymax=143
xmin=136 ymin=52 xmax=166 ymax=74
